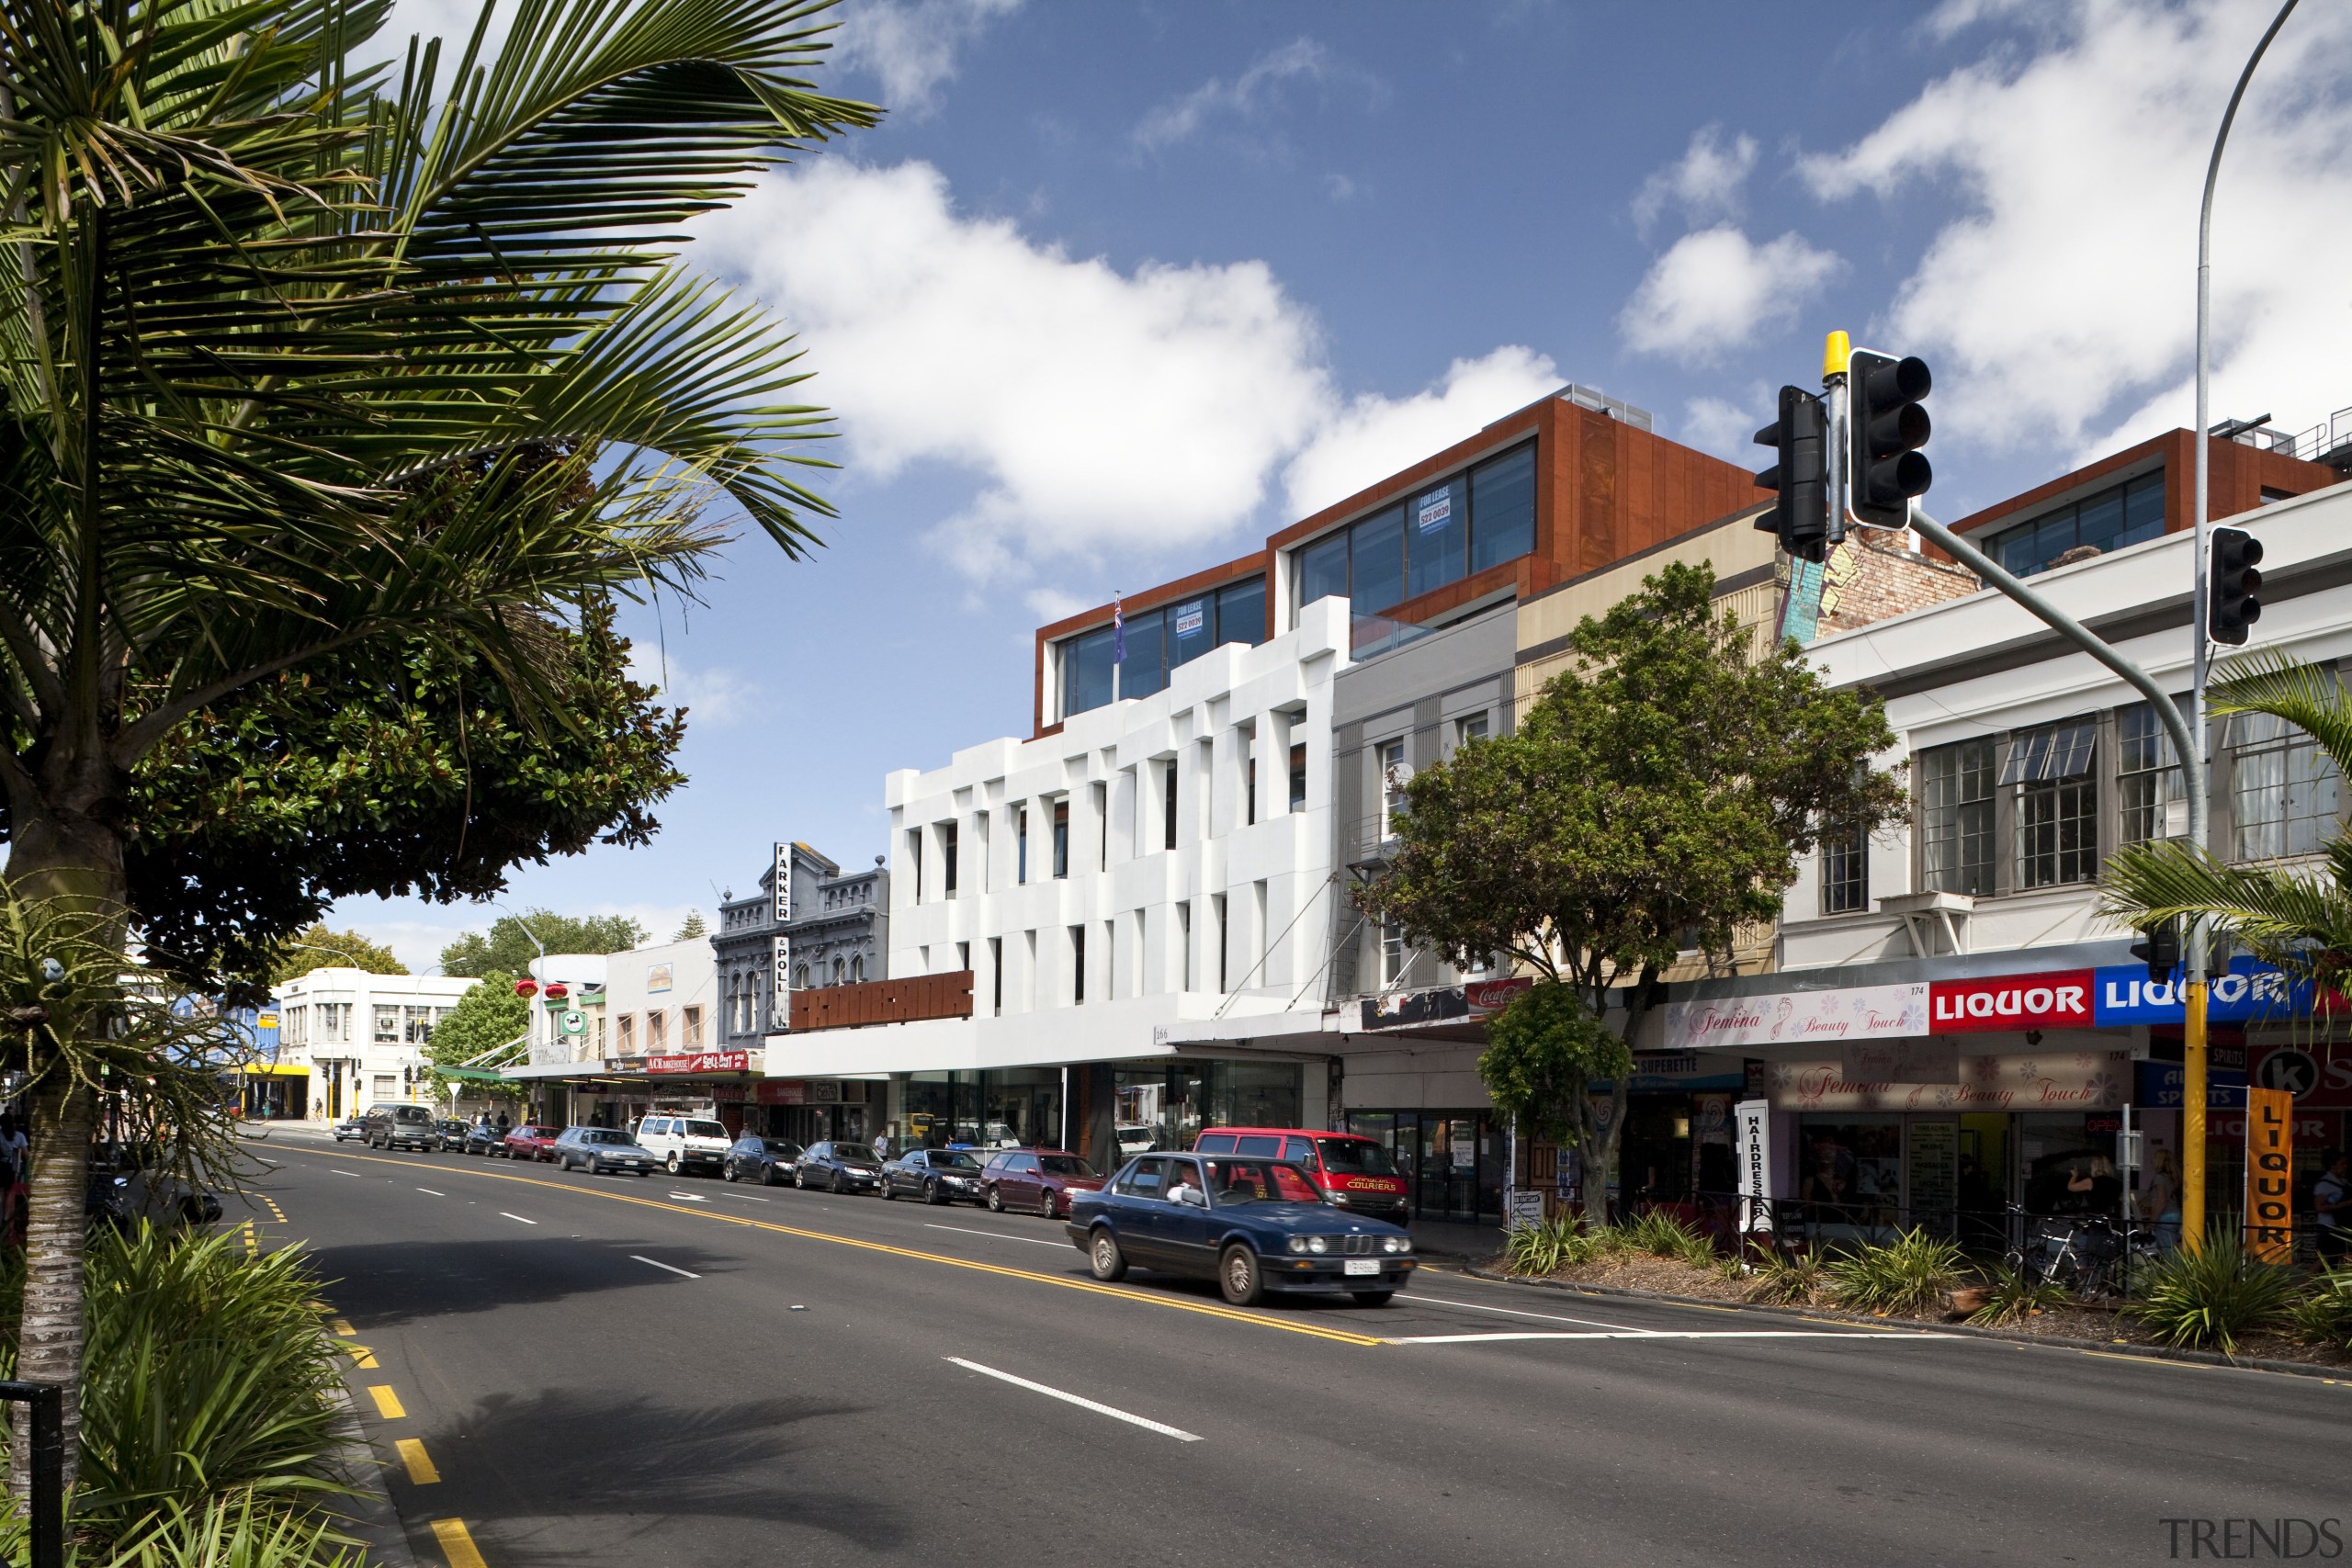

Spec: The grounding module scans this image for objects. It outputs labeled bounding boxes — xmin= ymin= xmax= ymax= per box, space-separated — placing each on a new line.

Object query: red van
xmin=1191 ymin=1127 xmax=1409 ymax=1224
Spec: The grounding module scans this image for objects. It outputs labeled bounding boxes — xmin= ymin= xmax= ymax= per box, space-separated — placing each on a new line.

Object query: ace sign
xmin=2245 ymin=1087 xmax=2294 ymax=1265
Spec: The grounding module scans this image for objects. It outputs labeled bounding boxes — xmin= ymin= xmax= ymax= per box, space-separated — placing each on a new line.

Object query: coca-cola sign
xmin=1927 ymin=971 xmax=2093 ymax=1032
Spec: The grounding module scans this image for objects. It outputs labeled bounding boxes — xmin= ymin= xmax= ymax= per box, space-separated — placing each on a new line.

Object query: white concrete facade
xmin=269 ymin=968 xmax=480 ymax=1120
xmin=602 ymin=937 xmax=720 ymax=1059
xmin=774 ymin=597 xmax=1351 ymax=1079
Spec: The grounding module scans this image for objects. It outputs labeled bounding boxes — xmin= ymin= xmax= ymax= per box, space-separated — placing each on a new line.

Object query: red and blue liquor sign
xmin=2090 ymin=956 xmax=2317 ymax=1027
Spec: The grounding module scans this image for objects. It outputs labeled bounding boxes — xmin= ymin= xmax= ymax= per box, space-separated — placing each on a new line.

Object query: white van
xmin=634 ymin=1112 xmax=730 ymax=1175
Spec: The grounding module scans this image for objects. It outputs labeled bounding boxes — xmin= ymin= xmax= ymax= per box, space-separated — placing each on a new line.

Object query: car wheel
xmin=1038 ymin=1189 xmax=1057 ymax=1220
xmin=1089 ymin=1228 xmax=1127 ymax=1281
xmin=722 ymin=1161 xmax=738 ymax=1183
xmin=986 ymin=1184 xmax=1003 ymax=1213
xmin=924 ymin=1179 xmax=944 ymax=1206
xmin=794 ymin=1168 xmax=807 ymax=1190
xmin=830 ymin=1170 xmax=844 ymax=1195
xmin=1350 ymin=1291 xmax=1395 ymax=1307
xmin=879 ymin=1177 xmax=896 ymax=1201
xmin=1218 ymin=1245 xmax=1263 ymax=1307
xmin=665 ymin=1153 xmax=682 ymax=1175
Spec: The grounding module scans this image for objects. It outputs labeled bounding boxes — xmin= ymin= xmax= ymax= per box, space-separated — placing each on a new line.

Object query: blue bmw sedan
xmin=1066 ymin=1153 xmax=1416 ymax=1306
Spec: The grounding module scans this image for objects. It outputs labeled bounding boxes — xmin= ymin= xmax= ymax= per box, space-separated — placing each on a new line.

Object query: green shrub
xmin=1744 ymin=1247 xmax=1826 ymax=1305
xmin=1501 ymin=1214 xmax=1599 ymax=1275
xmin=1622 ymin=1209 xmax=1716 ymax=1265
xmin=1966 ymin=1260 xmax=2075 ymax=1327
xmin=0 ymin=1490 xmax=362 ymax=1568
xmin=1823 ymin=1228 xmax=1967 ymax=1316
xmin=2286 ymin=1267 xmax=2352 ymax=1353
xmin=2126 ymin=1225 xmax=2299 ymax=1351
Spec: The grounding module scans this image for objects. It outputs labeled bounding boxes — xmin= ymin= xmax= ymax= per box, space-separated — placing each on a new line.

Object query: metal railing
xmin=0 ymin=1381 xmax=65 ymax=1568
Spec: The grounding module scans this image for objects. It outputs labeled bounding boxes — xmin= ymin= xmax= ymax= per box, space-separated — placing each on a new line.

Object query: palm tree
xmin=2100 ymin=652 xmax=2352 ymax=990
xmin=1 ymin=0 xmax=876 ymax=1474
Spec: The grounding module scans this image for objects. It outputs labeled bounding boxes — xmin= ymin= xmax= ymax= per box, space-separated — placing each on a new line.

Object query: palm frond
xmin=2209 ymin=649 xmax=2352 ymax=783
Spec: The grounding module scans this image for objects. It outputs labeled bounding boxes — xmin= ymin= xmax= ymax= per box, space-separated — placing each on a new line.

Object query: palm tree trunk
xmin=10 ymin=1072 xmax=92 ymax=1497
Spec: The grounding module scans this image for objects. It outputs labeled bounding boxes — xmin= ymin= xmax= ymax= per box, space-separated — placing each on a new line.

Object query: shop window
xmin=1919 ymin=739 xmax=1994 ymax=896
xmin=1820 ymin=823 xmax=1869 ymax=914
xmin=2006 ymin=717 xmax=2098 ymax=888
xmin=2117 ymin=700 xmax=2186 ymax=846
xmin=2231 ymin=711 xmax=2341 ymax=861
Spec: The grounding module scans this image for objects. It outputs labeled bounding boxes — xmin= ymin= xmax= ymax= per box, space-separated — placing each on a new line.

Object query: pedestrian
xmin=495 ymin=1109 xmax=511 ymax=1134
xmin=2315 ymin=1148 xmax=2351 ymax=1269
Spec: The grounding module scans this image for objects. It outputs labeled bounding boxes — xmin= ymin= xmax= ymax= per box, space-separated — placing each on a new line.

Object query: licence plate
xmin=1343 ymin=1258 xmax=1379 ymax=1277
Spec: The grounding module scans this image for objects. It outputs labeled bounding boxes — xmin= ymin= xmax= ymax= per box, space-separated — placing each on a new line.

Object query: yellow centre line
xmin=367 ymin=1384 xmax=405 ymax=1419
xmin=347 ymin=1345 xmax=378 ymax=1369
xmin=394 ymin=1438 xmax=440 ymax=1484
xmin=293 ymin=1147 xmax=1384 ymax=1348
xmin=431 ymin=1519 xmax=488 ymax=1568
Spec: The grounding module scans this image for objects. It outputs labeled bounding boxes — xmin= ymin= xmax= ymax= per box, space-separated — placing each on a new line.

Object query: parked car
xmin=435 ymin=1119 xmax=471 ymax=1152
xmin=634 ymin=1113 xmax=732 ymax=1176
xmin=552 ymin=1126 xmax=659 ymax=1177
xmin=880 ymin=1147 xmax=986 ymax=1205
xmin=363 ymin=1103 xmax=439 ymax=1152
xmin=330 ymin=1115 xmax=368 ymax=1143
xmin=1193 ymin=1127 xmax=1411 ymax=1225
xmin=795 ymin=1141 xmax=882 ymax=1194
xmin=1067 ymin=1153 xmax=1416 ymax=1306
xmin=722 ymin=1136 xmax=803 ymax=1186
xmin=499 ymin=1124 xmax=564 ymax=1162
xmin=86 ymin=1144 xmax=224 ymax=1232
xmin=1115 ymin=1123 xmax=1158 ymax=1157
xmin=981 ymin=1148 xmax=1103 ymax=1218
xmin=459 ymin=1123 xmax=503 ymax=1157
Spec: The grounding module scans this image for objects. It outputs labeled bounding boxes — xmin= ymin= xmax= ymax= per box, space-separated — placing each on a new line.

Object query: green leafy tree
xmin=1358 ymin=563 xmax=1903 ymax=1217
xmin=267 ymin=924 xmax=409 ymax=985
xmin=674 ymin=910 xmax=708 ymax=942
xmin=0 ymin=0 xmax=876 ymax=1472
xmin=441 ymin=911 xmax=650 ymax=978
xmin=424 ymin=972 xmax=531 ymax=1101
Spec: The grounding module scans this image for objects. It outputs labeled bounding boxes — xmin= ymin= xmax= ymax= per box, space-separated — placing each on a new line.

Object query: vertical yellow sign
xmin=2245 ymin=1086 xmax=2295 ymax=1264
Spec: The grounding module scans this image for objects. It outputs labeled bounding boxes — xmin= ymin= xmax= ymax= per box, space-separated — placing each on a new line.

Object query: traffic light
xmin=1753 ymin=385 xmax=1831 ymax=563
xmin=1848 ymin=349 xmax=1934 ymax=528
xmin=2130 ymin=919 xmax=2181 ymax=984
xmin=2209 ymin=525 xmax=2264 ymax=646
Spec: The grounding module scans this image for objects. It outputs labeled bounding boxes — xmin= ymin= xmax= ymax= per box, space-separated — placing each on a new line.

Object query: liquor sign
xmin=2245 ymin=1086 xmax=2294 ymax=1264
xmin=1927 ymin=971 xmax=2092 ymax=1032
xmin=2092 ymin=958 xmax=2309 ymax=1026
xmin=1663 ymin=984 xmax=1926 ymax=1053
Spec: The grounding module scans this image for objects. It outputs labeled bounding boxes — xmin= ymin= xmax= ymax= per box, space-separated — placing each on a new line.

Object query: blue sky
xmin=342 ymin=0 xmax=2352 ymax=966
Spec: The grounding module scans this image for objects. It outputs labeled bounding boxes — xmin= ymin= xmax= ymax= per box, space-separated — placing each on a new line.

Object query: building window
xmin=1058 ymin=576 xmax=1271 ymax=721
xmin=831 ymin=956 xmax=846 ymax=986
xmin=1052 ymin=800 xmax=1069 ymax=879
xmin=2232 ymin=711 xmax=2340 ymax=861
xmin=1820 ymin=824 xmax=1869 ymax=914
xmin=1213 ymin=894 xmax=1228 ymax=991
xmin=1289 ymin=742 xmax=1306 ymax=812
xmin=682 ymin=1006 xmax=703 ymax=1051
xmin=852 ymin=955 xmax=865 ymax=983
xmin=1457 ymin=712 xmax=1489 ymax=749
xmin=1070 ymin=925 xmax=1086 ymax=1005
xmin=2006 ymin=717 xmax=2098 ymax=888
xmin=1163 ymin=760 xmax=1178 ymax=851
xmin=794 ymin=962 xmax=809 ymax=988
xmin=647 ymin=1010 xmax=666 ymax=1053
xmin=1983 ymin=471 xmax=2165 ymax=579
xmin=989 ymin=937 xmax=1002 ymax=1015
xmin=909 ymin=827 xmax=923 ymax=903
xmin=1378 ymin=739 xmax=1408 ymax=840
xmin=1177 ymin=902 xmax=1193 ymax=990
xmin=1920 ymin=739 xmax=1995 ymax=896
xmin=616 ymin=1014 xmax=635 ymax=1054
xmin=942 ymin=821 xmax=958 ymax=897
xmin=1016 ymin=807 xmax=1029 ymax=885
xmin=2118 ymin=701 xmax=2186 ymax=846
xmin=1381 ymin=921 xmax=1407 ymax=987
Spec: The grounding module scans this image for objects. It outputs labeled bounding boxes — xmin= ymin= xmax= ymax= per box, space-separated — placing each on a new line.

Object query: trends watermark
xmin=2160 ymin=1519 xmax=2344 ymax=1560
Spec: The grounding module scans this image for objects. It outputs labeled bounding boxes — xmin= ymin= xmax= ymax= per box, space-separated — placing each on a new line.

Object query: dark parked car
xmin=363 ymin=1103 xmax=439 ymax=1152
xmin=552 ymin=1126 xmax=658 ymax=1177
xmin=499 ymin=1124 xmax=564 ymax=1162
xmin=435 ymin=1119 xmax=471 ymax=1152
xmin=459 ymin=1123 xmax=503 ymax=1156
xmin=330 ymin=1115 xmax=368 ymax=1143
xmin=1067 ymin=1153 xmax=1416 ymax=1306
xmin=723 ymin=1136 xmax=803 ymax=1186
xmin=795 ymin=1141 xmax=882 ymax=1194
xmin=981 ymin=1149 xmax=1103 ymax=1218
xmin=880 ymin=1147 xmax=985 ymax=1205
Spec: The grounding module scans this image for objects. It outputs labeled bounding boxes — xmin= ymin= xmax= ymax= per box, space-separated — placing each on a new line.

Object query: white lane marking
xmin=416 ymin=1189 xmax=446 ymax=1198
xmin=498 ymin=1212 xmax=537 ymax=1225
xmin=330 ymin=1169 xmax=362 ymax=1178
xmin=665 ymin=1192 xmax=707 ymax=1203
xmin=944 ymin=1358 xmax=1200 ymax=1442
xmin=259 ymin=1158 xmax=279 ymax=1168
xmin=1386 ymin=1330 xmax=1942 ymax=1345
xmin=630 ymin=1255 xmax=702 ymax=1280
xmin=1396 ymin=1292 xmax=1657 ymax=1333
xmin=720 ymin=1192 xmax=771 ymax=1202
xmin=924 ymin=1223 xmax=1068 ymax=1251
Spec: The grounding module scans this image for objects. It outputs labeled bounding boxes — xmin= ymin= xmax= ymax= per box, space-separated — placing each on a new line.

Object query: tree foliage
xmin=441 ymin=911 xmax=649 ymax=978
xmin=266 ymin=925 xmax=407 ymax=985
xmin=674 ymin=911 xmax=708 ymax=942
xmin=424 ymin=973 xmax=529 ymax=1097
xmin=1358 ymin=563 xmax=1902 ymax=1212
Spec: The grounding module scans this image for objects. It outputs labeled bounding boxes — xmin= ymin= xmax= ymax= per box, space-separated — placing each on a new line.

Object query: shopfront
xmin=1342 ymin=1110 xmax=1503 ymax=1224
xmin=888 ymin=1059 xmax=1305 ymax=1157
xmin=712 ymin=1077 xmax=873 ymax=1145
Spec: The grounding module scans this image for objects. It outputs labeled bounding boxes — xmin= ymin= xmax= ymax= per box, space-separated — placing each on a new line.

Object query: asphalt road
xmin=240 ymin=1128 xmax=2349 ymax=1568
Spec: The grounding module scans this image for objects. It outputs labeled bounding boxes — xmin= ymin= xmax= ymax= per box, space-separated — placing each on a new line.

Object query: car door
xmin=1157 ymin=1156 xmax=1216 ymax=1275
xmin=1006 ymin=1153 xmax=1038 ymax=1207
xmin=1107 ymin=1156 xmax=1175 ymax=1265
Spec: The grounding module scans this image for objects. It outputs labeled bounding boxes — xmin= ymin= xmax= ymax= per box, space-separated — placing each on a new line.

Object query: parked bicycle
xmin=2001 ymin=1206 xmax=2156 ymax=1298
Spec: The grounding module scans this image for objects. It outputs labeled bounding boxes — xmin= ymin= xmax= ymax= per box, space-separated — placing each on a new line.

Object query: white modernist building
xmin=268 ymin=968 xmax=480 ymax=1122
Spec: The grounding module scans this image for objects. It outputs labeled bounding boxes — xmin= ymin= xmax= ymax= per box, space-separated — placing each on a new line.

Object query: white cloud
xmin=1023 ymin=587 xmax=1090 ymax=623
xmin=623 ymin=649 xmax=754 ymax=728
xmin=832 ymin=0 xmax=1022 ymax=120
xmin=1282 ymin=348 xmax=1562 ymax=519
xmin=1633 ymin=125 xmax=1759 ymax=239
xmin=692 ymin=160 xmax=1566 ymax=580
xmin=1799 ymin=0 xmax=2352 ymax=457
xmin=1133 ymin=38 xmax=1384 ymax=154
xmin=1619 ymin=226 xmax=1843 ymax=364
xmin=1680 ymin=391 xmax=1772 ymax=467
xmin=359 ymin=1 xmax=514 ymax=78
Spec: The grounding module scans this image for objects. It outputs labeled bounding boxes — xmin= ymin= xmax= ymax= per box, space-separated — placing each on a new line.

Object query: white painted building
xmin=269 ymin=968 xmax=479 ymax=1121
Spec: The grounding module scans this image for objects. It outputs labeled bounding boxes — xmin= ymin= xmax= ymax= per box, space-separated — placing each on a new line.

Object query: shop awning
xmin=242 ymin=1063 xmax=311 ymax=1078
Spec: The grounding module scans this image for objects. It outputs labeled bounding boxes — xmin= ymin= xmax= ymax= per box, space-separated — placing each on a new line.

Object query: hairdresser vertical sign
xmin=2244 ymin=1087 xmax=2294 ymax=1264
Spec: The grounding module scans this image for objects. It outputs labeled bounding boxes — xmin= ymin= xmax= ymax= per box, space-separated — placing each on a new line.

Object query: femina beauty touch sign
xmin=1664 ymin=984 xmax=1928 ymax=1051
xmin=1764 ymin=1051 xmax=2131 ymax=1113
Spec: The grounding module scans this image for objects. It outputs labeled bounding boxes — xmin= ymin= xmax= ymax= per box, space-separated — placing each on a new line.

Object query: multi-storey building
xmin=711 ymin=842 xmax=890 ymax=1051
xmin=268 ymin=968 xmax=480 ymax=1121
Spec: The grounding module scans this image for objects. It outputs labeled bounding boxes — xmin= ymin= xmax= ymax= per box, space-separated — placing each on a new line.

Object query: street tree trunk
xmin=11 ymin=1073 xmax=94 ymax=1496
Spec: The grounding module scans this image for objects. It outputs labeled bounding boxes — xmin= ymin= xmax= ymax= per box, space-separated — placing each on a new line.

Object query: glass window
xmin=1288 ymin=742 xmax=1306 ymax=813
xmin=1407 ymin=478 xmax=1467 ymax=601
xmin=2007 ymin=719 xmax=2098 ymax=888
xmin=2075 ymin=486 xmax=2125 ymax=554
xmin=1052 ymin=801 xmax=1069 ymax=879
xmin=2118 ymin=701 xmax=2185 ymax=846
xmin=1351 ymin=506 xmax=1407 ymax=615
xmin=1381 ymin=920 xmax=1407 ymax=986
xmin=1215 ymin=576 xmax=1266 ymax=648
xmin=1920 ymin=739 xmax=1995 ymax=896
xmin=1820 ymin=823 xmax=1869 ymax=914
xmin=1169 ymin=594 xmax=1215 ymax=667
xmin=2122 ymin=473 xmax=2165 ymax=540
xmin=1298 ymin=532 xmax=1350 ymax=612
xmin=1063 ymin=625 xmax=1115 ymax=718
xmin=1470 ymin=444 xmax=1537 ymax=574
xmin=2232 ymin=711 xmax=2340 ymax=861
xmin=1235 ymin=1134 xmax=1283 ymax=1156
xmin=1317 ymin=1138 xmax=1398 ymax=1177
xmin=1120 ymin=606 xmax=1168 ymax=700
xmin=1983 ymin=472 xmax=2166 ymax=578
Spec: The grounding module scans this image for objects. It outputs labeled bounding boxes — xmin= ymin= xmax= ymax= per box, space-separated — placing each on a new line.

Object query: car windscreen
xmin=1204 ymin=1159 xmax=1324 ymax=1204
xmin=684 ymin=1121 xmax=727 ymax=1139
xmin=1039 ymin=1156 xmax=1095 ymax=1178
xmin=392 ymin=1108 xmax=431 ymax=1122
xmin=836 ymin=1149 xmax=879 ymax=1167
xmin=763 ymin=1141 xmax=802 ymax=1156
xmin=1317 ymin=1139 xmax=1397 ymax=1177
xmin=584 ymin=1131 xmax=628 ymax=1144
xmin=936 ymin=1152 xmax=983 ymax=1170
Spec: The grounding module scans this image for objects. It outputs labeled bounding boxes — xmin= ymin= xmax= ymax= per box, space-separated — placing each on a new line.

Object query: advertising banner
xmin=1734 ymin=1099 xmax=1780 ymax=1232
xmin=1663 ymin=984 xmax=1927 ymax=1053
xmin=2092 ymin=958 xmax=2307 ymax=1026
xmin=630 ymin=1050 xmax=756 ymax=1077
xmin=1360 ymin=976 xmax=1532 ymax=1032
xmin=1927 ymin=971 xmax=2093 ymax=1032
xmin=2134 ymin=1059 xmax=2247 ymax=1111
xmin=1763 ymin=1050 xmax=2129 ymax=1113
xmin=2248 ymin=1045 xmax=2352 ymax=1109
xmin=2245 ymin=1087 xmax=2295 ymax=1264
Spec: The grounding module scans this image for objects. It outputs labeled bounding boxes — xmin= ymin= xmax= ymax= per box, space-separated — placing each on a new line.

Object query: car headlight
xmin=1286 ymin=1236 xmax=1309 ymax=1254
xmin=1329 ymin=1191 xmax=1351 ymax=1203
xmin=1306 ymin=1235 xmax=1330 ymax=1255
xmin=1383 ymin=1235 xmax=1412 ymax=1254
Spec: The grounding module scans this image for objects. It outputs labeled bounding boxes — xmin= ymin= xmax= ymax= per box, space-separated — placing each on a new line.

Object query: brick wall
xmin=1815 ymin=530 xmax=1976 ymax=638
